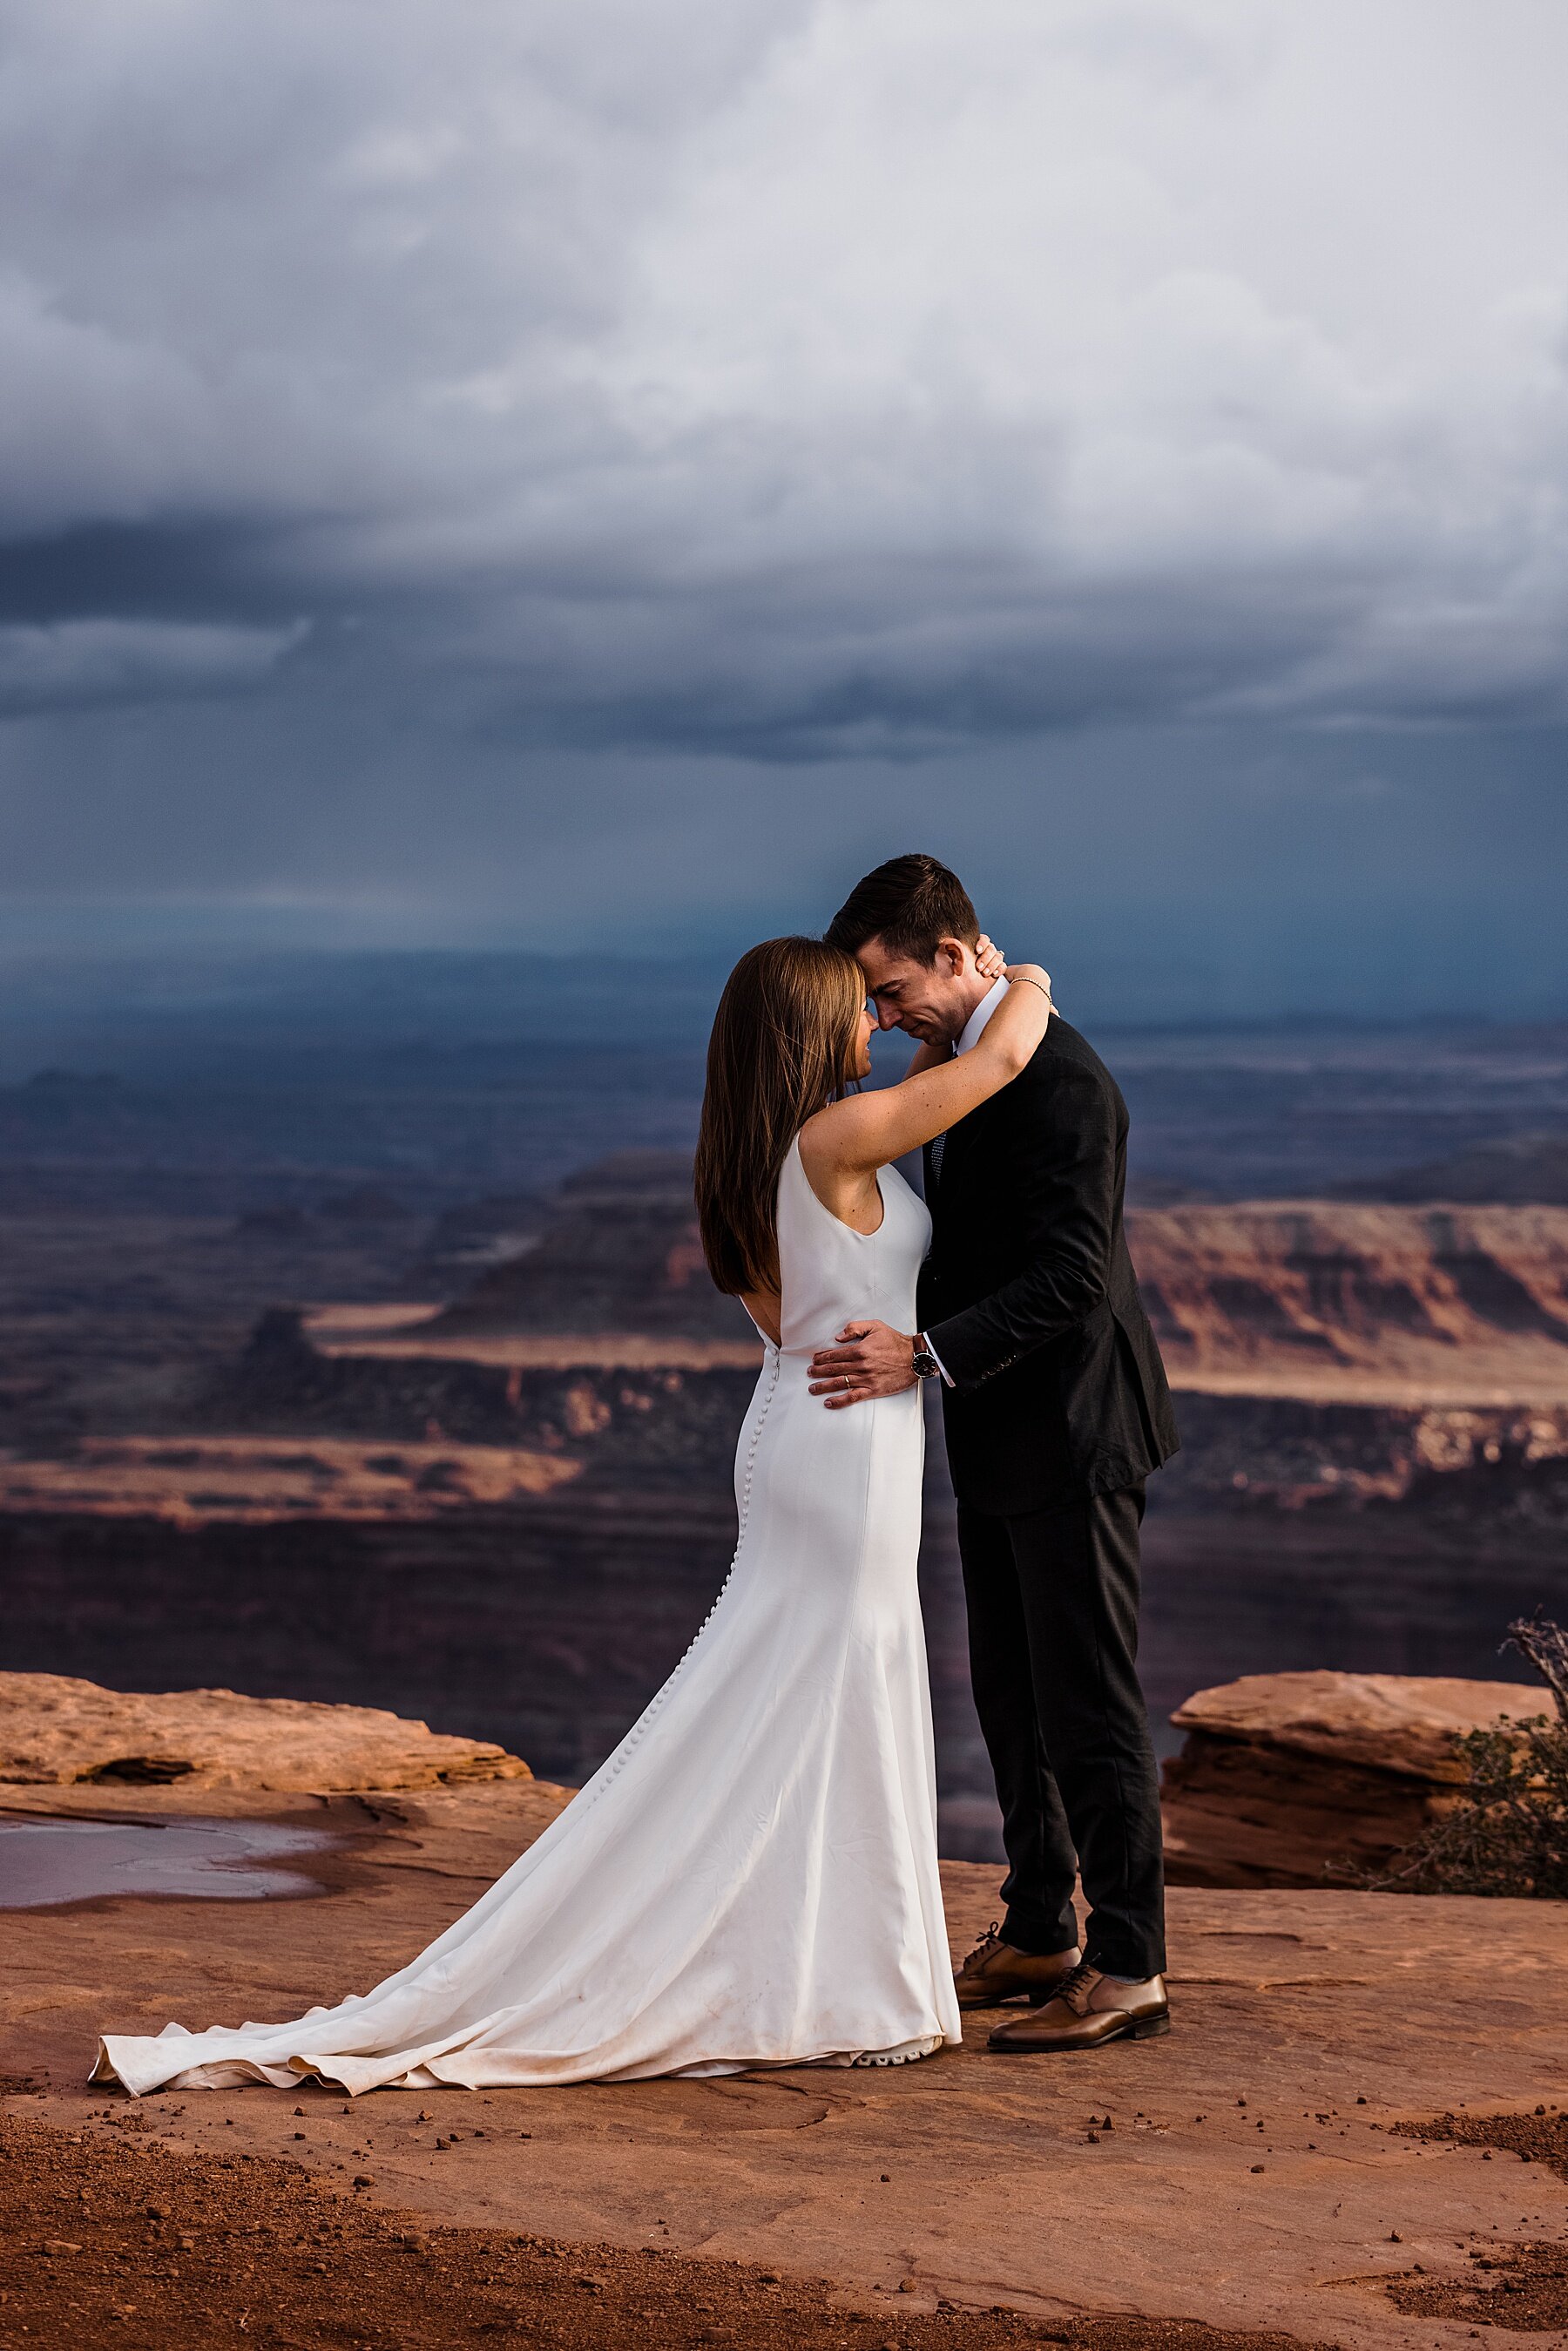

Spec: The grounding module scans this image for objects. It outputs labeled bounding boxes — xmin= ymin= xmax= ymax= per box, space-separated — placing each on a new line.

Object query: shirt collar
xmin=956 ymin=973 xmax=1010 ymax=1056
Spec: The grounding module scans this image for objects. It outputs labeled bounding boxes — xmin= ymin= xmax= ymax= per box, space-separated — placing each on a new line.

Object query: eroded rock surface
xmin=1172 ymin=1669 xmax=1532 ymax=1777
xmin=0 ymin=1671 xmax=531 ymax=1792
xmin=1161 ymin=1669 xmax=1534 ymax=1888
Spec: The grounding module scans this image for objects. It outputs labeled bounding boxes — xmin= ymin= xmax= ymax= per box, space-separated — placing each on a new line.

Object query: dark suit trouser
xmin=956 ymin=1483 xmax=1166 ymax=1980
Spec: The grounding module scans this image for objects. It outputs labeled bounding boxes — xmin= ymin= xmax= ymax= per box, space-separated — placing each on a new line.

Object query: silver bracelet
xmin=1008 ymin=975 xmax=1051 ymax=999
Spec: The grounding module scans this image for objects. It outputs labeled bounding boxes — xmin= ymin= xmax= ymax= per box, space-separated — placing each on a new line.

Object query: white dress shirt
xmin=956 ymin=973 xmax=1010 ymax=1055
xmin=920 ymin=975 xmax=1011 ymax=1385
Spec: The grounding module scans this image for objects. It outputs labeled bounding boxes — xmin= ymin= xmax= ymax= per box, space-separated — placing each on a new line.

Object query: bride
xmin=93 ymin=936 xmax=1052 ymax=2094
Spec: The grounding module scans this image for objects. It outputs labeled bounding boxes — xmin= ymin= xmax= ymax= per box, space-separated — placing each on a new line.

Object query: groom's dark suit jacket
xmin=917 ymin=1014 xmax=1179 ymax=1517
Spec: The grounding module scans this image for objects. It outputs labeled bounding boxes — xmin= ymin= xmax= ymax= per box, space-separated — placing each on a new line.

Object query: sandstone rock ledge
xmin=1 ymin=1670 xmax=1565 ymax=2343
xmin=1161 ymin=1669 xmax=1538 ymax=1888
xmin=0 ymin=1672 xmax=531 ymax=1792
xmin=4 ymin=1806 xmax=1564 ymax=2348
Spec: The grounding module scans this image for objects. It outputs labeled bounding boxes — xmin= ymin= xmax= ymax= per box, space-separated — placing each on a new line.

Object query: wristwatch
xmin=912 ymin=1334 xmax=941 ymax=1381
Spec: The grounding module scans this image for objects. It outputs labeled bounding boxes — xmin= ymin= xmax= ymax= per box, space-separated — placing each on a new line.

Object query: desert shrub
xmin=1368 ymin=1612 xmax=1568 ymax=1900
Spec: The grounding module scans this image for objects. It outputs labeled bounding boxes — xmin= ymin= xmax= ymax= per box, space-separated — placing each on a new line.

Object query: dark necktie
xmin=929 ymin=1038 xmax=960 ymax=1191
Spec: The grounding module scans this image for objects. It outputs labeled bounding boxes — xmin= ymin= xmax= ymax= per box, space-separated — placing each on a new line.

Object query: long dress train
xmin=92 ymin=1138 xmax=960 ymax=2093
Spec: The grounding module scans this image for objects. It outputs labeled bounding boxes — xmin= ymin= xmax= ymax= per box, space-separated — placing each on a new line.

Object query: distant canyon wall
xmin=209 ymin=1191 xmax=1568 ymax=1518
xmin=189 ymin=1306 xmax=1568 ymax=1524
xmin=31 ymin=1182 xmax=1568 ymax=1522
xmin=1158 ymin=1393 xmax=1568 ymax=1515
xmin=1125 ymin=1202 xmax=1568 ymax=1388
xmin=202 ymin=1308 xmax=760 ymax=1487
xmin=437 ymin=1175 xmax=1568 ymax=1396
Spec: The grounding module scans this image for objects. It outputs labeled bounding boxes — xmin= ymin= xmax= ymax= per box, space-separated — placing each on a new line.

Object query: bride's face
xmin=852 ymin=999 xmax=876 ymax=1080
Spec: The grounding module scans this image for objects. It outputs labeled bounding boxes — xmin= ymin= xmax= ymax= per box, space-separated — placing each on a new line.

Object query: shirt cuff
xmin=919 ymin=1331 xmax=956 ymax=1388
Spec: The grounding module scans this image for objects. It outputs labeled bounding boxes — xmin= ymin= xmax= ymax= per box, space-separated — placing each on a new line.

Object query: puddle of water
xmin=0 ymin=1816 xmax=341 ymax=1907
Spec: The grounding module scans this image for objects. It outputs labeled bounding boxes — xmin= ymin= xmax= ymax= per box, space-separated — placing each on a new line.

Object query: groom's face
xmin=856 ymin=935 xmax=978 ymax=1046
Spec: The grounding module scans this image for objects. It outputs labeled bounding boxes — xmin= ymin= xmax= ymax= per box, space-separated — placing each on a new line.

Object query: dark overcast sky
xmin=1 ymin=0 xmax=1565 ymax=1018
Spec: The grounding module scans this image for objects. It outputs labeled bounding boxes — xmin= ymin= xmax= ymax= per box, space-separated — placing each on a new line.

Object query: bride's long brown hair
xmin=695 ymin=937 xmax=866 ymax=1297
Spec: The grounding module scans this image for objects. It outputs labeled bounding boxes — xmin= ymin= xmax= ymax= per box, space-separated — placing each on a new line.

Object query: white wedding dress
xmin=94 ymin=1138 xmax=961 ymax=2094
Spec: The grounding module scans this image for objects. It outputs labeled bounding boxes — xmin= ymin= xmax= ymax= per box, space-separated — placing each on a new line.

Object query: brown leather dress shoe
xmin=953 ymin=1922 xmax=1083 ymax=2011
xmin=987 ymin=1961 xmax=1170 ymax=2051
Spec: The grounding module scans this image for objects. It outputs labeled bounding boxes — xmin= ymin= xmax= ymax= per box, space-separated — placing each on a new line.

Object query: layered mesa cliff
xmin=280 ymin=1180 xmax=1568 ymax=1514
xmin=6 ymin=1162 xmax=1565 ymax=1516
xmin=345 ymin=1163 xmax=1568 ymax=1396
xmin=435 ymin=1162 xmax=1568 ymax=1406
xmin=1126 ymin=1200 xmax=1568 ymax=1401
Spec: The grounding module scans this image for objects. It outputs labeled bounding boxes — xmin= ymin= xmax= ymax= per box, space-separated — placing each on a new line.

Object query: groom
xmin=814 ymin=852 xmax=1179 ymax=2053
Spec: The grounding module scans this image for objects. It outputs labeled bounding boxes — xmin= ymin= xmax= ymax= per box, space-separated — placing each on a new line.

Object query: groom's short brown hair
xmin=825 ymin=852 xmax=981 ymax=965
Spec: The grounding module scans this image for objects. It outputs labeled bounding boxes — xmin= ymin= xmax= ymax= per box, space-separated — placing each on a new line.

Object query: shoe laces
xmin=963 ymin=1921 xmax=1004 ymax=1968
xmin=1053 ymin=1958 xmax=1101 ymax=2015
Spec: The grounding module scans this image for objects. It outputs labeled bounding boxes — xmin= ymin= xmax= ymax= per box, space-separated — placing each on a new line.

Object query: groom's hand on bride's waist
xmin=808 ymin=1322 xmax=917 ymax=1408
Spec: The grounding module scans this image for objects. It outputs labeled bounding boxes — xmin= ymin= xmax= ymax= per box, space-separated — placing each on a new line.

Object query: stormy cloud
xmin=0 ymin=0 xmax=1564 ymax=1004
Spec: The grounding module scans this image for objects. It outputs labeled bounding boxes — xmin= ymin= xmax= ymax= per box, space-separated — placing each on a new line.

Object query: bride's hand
xmin=974 ymin=934 xmax=1006 ymax=981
